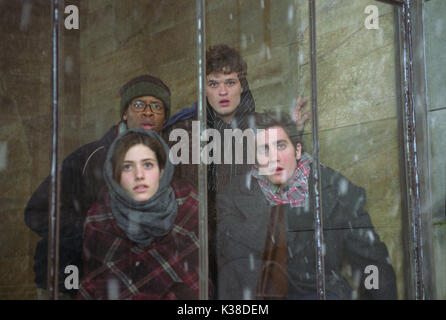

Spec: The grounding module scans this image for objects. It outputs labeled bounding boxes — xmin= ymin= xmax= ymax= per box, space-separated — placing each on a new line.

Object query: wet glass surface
xmin=0 ymin=0 xmax=444 ymax=300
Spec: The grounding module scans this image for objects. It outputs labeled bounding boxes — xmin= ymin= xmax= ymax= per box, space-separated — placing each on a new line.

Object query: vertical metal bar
xmin=308 ymin=0 xmax=326 ymax=300
xmin=48 ymin=0 xmax=61 ymax=300
xmin=196 ymin=0 xmax=209 ymax=300
xmin=400 ymin=0 xmax=425 ymax=300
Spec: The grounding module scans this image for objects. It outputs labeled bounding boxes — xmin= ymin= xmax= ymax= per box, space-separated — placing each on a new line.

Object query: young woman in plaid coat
xmin=77 ymin=129 xmax=200 ymax=300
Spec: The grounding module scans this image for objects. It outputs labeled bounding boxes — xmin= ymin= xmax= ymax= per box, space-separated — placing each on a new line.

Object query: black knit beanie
xmin=120 ymin=75 xmax=171 ymax=120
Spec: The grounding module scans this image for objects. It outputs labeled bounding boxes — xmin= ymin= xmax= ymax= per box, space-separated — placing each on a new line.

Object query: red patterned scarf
xmin=252 ymin=153 xmax=312 ymax=207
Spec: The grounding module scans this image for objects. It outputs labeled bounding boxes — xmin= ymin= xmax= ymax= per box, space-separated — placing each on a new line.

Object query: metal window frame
xmin=196 ymin=0 xmax=209 ymax=300
xmin=48 ymin=0 xmax=61 ymax=300
xmin=308 ymin=0 xmax=326 ymax=300
xmin=384 ymin=0 xmax=430 ymax=300
xmin=393 ymin=0 xmax=435 ymax=300
xmin=398 ymin=0 xmax=426 ymax=300
xmin=408 ymin=0 xmax=435 ymax=300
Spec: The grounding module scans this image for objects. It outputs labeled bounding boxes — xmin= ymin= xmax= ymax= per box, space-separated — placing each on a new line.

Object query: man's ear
xmin=295 ymin=143 xmax=302 ymax=161
xmin=122 ymin=110 xmax=127 ymax=121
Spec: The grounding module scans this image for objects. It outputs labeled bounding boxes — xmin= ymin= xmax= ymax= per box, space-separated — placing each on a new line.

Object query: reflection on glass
xmin=2 ymin=0 xmax=444 ymax=301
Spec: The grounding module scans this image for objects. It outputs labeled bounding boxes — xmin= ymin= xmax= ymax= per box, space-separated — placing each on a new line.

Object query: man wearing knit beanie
xmin=120 ymin=74 xmax=171 ymax=134
xmin=25 ymin=74 xmax=172 ymax=299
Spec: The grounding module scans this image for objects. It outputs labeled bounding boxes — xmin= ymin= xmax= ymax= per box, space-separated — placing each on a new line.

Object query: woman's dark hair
xmin=111 ymin=132 xmax=166 ymax=182
xmin=253 ymin=111 xmax=304 ymax=151
xmin=206 ymin=44 xmax=248 ymax=88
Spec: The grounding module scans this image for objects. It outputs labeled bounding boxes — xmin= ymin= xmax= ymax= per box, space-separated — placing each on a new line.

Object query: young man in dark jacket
xmin=163 ymin=44 xmax=256 ymax=191
xmin=162 ymin=44 xmax=256 ymax=297
xmin=216 ymin=111 xmax=397 ymax=300
xmin=24 ymin=74 xmax=172 ymax=298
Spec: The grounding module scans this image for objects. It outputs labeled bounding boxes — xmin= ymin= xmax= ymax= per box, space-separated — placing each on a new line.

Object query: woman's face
xmin=119 ymin=143 xmax=163 ymax=201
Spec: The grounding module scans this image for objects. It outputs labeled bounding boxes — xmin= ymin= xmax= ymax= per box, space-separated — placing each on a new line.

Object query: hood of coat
xmin=103 ymin=128 xmax=178 ymax=247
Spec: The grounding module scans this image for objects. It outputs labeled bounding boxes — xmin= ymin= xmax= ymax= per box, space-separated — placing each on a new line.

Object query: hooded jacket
xmin=78 ymin=129 xmax=200 ymax=299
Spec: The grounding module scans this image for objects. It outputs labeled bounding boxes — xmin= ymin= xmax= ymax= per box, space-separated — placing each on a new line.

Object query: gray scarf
xmin=104 ymin=129 xmax=178 ymax=247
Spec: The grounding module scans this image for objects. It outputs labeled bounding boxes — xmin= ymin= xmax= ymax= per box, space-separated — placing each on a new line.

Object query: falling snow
xmin=20 ymin=1 xmax=32 ymax=31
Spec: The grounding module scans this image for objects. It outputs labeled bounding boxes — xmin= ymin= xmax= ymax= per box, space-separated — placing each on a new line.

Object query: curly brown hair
xmin=206 ymin=44 xmax=248 ymax=87
xmin=253 ymin=111 xmax=304 ymax=152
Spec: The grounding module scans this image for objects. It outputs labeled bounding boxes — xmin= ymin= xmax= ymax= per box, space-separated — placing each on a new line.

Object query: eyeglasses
xmin=129 ymin=100 xmax=164 ymax=114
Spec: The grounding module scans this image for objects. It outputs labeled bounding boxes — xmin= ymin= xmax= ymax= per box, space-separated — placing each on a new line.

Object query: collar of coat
xmin=225 ymin=163 xmax=340 ymax=226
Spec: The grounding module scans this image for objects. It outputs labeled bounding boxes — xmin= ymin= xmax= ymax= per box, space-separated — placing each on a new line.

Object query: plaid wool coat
xmin=77 ymin=180 xmax=200 ymax=300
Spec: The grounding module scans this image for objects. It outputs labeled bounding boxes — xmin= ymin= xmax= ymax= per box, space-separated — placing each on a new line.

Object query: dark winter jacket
xmin=216 ymin=164 xmax=398 ymax=300
xmin=24 ymin=125 xmax=119 ymax=295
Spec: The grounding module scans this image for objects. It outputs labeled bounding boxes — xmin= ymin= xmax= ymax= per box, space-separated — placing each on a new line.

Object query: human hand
xmin=292 ymin=95 xmax=310 ymax=132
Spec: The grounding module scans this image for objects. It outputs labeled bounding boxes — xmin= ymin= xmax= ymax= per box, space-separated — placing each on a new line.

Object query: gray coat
xmin=216 ymin=164 xmax=397 ymax=299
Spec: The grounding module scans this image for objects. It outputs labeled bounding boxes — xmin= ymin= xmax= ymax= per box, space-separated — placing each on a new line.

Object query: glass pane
xmin=212 ymin=0 xmax=315 ymax=299
xmin=424 ymin=0 xmax=446 ymax=300
xmin=312 ymin=0 xmax=403 ymax=299
xmin=3 ymin=0 xmax=440 ymax=302
xmin=0 ymin=1 xmax=52 ymax=299
xmin=21 ymin=0 xmax=200 ymax=300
